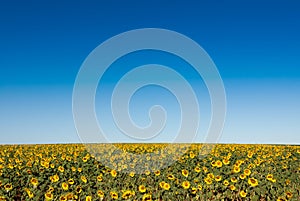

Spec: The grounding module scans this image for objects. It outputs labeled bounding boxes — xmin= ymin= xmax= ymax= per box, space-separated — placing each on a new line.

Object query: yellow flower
xmin=266 ymin=174 xmax=273 ymax=181
xmin=58 ymin=166 xmax=64 ymax=173
xmin=76 ymin=186 xmax=82 ymax=194
xmin=204 ymin=177 xmax=213 ymax=185
xmin=68 ymin=178 xmax=75 ymax=185
xmin=111 ymin=169 xmax=117 ymax=177
xmin=51 ymin=174 xmax=59 ymax=183
xmin=122 ymin=190 xmax=134 ymax=199
xmin=248 ymin=177 xmax=258 ymax=187
xmin=229 ymin=185 xmax=236 ymax=191
xmin=182 ymin=181 xmax=190 ymax=189
xmin=163 ymin=183 xmax=170 ymax=190
xmin=182 ymin=169 xmax=189 ymax=177
xmin=24 ymin=188 xmax=34 ymax=198
xmin=215 ymin=175 xmax=222 ymax=181
xmin=154 ymin=170 xmax=160 ymax=176
xmin=81 ymin=175 xmax=87 ymax=183
xmin=194 ymin=166 xmax=201 ymax=173
xmin=240 ymin=190 xmax=247 ymax=197
xmin=223 ymin=158 xmax=230 ymax=165
xmin=285 ymin=191 xmax=292 ymax=199
xmin=30 ymin=177 xmax=38 ymax=186
xmin=207 ymin=173 xmax=214 ymax=179
xmin=48 ymin=186 xmax=54 ymax=193
xmin=110 ymin=191 xmax=118 ymax=200
xmin=139 ymin=185 xmax=146 ymax=193
xmin=159 ymin=181 xmax=166 ymax=188
xmin=277 ymin=197 xmax=287 ymax=201
xmin=197 ymin=184 xmax=202 ymax=190
xmin=45 ymin=192 xmax=53 ymax=201
xmin=240 ymin=174 xmax=246 ymax=179
xmin=231 ymin=177 xmax=237 ymax=183
xmin=215 ymin=160 xmax=223 ymax=168
xmin=167 ymin=174 xmax=175 ymax=180
xmin=233 ymin=166 xmax=240 ymax=173
xmin=4 ymin=183 xmax=12 ymax=192
xmin=82 ymin=157 xmax=88 ymax=162
xmin=244 ymin=169 xmax=251 ymax=176
xmin=62 ymin=182 xmax=69 ymax=191
xmin=142 ymin=194 xmax=152 ymax=201
xmin=191 ymin=187 xmax=197 ymax=194
xmin=86 ymin=196 xmax=92 ymax=201
xmin=97 ymin=190 xmax=104 ymax=198
xmin=223 ymin=180 xmax=229 ymax=186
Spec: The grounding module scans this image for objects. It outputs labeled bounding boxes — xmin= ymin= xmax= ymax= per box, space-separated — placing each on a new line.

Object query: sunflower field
xmin=0 ymin=144 xmax=299 ymax=201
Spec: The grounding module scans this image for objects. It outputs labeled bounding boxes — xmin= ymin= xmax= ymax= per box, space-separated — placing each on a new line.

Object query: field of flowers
xmin=0 ymin=143 xmax=299 ymax=201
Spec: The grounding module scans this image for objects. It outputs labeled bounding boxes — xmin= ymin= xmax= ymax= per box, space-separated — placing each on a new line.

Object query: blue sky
xmin=0 ymin=0 xmax=299 ymax=144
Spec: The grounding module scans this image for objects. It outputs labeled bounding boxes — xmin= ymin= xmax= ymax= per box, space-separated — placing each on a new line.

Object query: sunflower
xmin=207 ymin=173 xmax=214 ymax=179
xmin=244 ymin=169 xmax=251 ymax=176
xmin=240 ymin=190 xmax=247 ymax=197
xmin=285 ymin=191 xmax=292 ymax=199
xmin=52 ymin=174 xmax=59 ymax=183
xmin=204 ymin=177 xmax=213 ymax=185
xmin=30 ymin=177 xmax=38 ymax=187
xmin=81 ymin=175 xmax=87 ymax=183
xmin=223 ymin=158 xmax=230 ymax=165
xmin=142 ymin=194 xmax=152 ymax=201
xmin=182 ymin=169 xmax=189 ymax=177
xmin=266 ymin=174 xmax=273 ymax=181
xmin=47 ymin=186 xmax=54 ymax=193
xmin=61 ymin=182 xmax=69 ymax=191
xmin=194 ymin=166 xmax=201 ymax=173
xmin=215 ymin=175 xmax=222 ymax=181
xmin=110 ymin=191 xmax=118 ymax=200
xmin=248 ymin=177 xmax=258 ymax=187
xmin=45 ymin=192 xmax=53 ymax=201
xmin=139 ymin=185 xmax=146 ymax=193
xmin=229 ymin=185 xmax=236 ymax=191
xmin=75 ymin=186 xmax=82 ymax=194
xmin=240 ymin=174 xmax=246 ymax=180
xmin=191 ymin=187 xmax=197 ymax=194
xmin=215 ymin=160 xmax=223 ymax=168
xmin=82 ymin=157 xmax=88 ymax=162
xmin=223 ymin=180 xmax=229 ymax=186
xmin=233 ymin=166 xmax=241 ymax=173
xmin=86 ymin=196 xmax=92 ymax=201
xmin=97 ymin=190 xmax=104 ymax=198
xmin=159 ymin=181 xmax=166 ymax=188
xmin=154 ymin=170 xmax=160 ymax=176
xmin=68 ymin=178 xmax=75 ymax=185
xmin=231 ymin=177 xmax=237 ymax=183
xmin=163 ymin=183 xmax=170 ymax=190
xmin=277 ymin=197 xmax=287 ymax=201
xmin=58 ymin=166 xmax=64 ymax=173
xmin=111 ymin=170 xmax=117 ymax=177
xmin=24 ymin=188 xmax=34 ymax=198
xmin=182 ymin=181 xmax=190 ymax=189
xmin=4 ymin=183 xmax=12 ymax=192
xmin=167 ymin=174 xmax=175 ymax=180
xmin=129 ymin=172 xmax=135 ymax=177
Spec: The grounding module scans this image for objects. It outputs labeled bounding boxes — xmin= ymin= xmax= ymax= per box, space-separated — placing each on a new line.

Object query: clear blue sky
xmin=0 ymin=0 xmax=299 ymax=144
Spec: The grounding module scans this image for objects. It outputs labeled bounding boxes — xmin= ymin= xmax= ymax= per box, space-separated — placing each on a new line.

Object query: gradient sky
xmin=0 ymin=0 xmax=300 ymax=144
